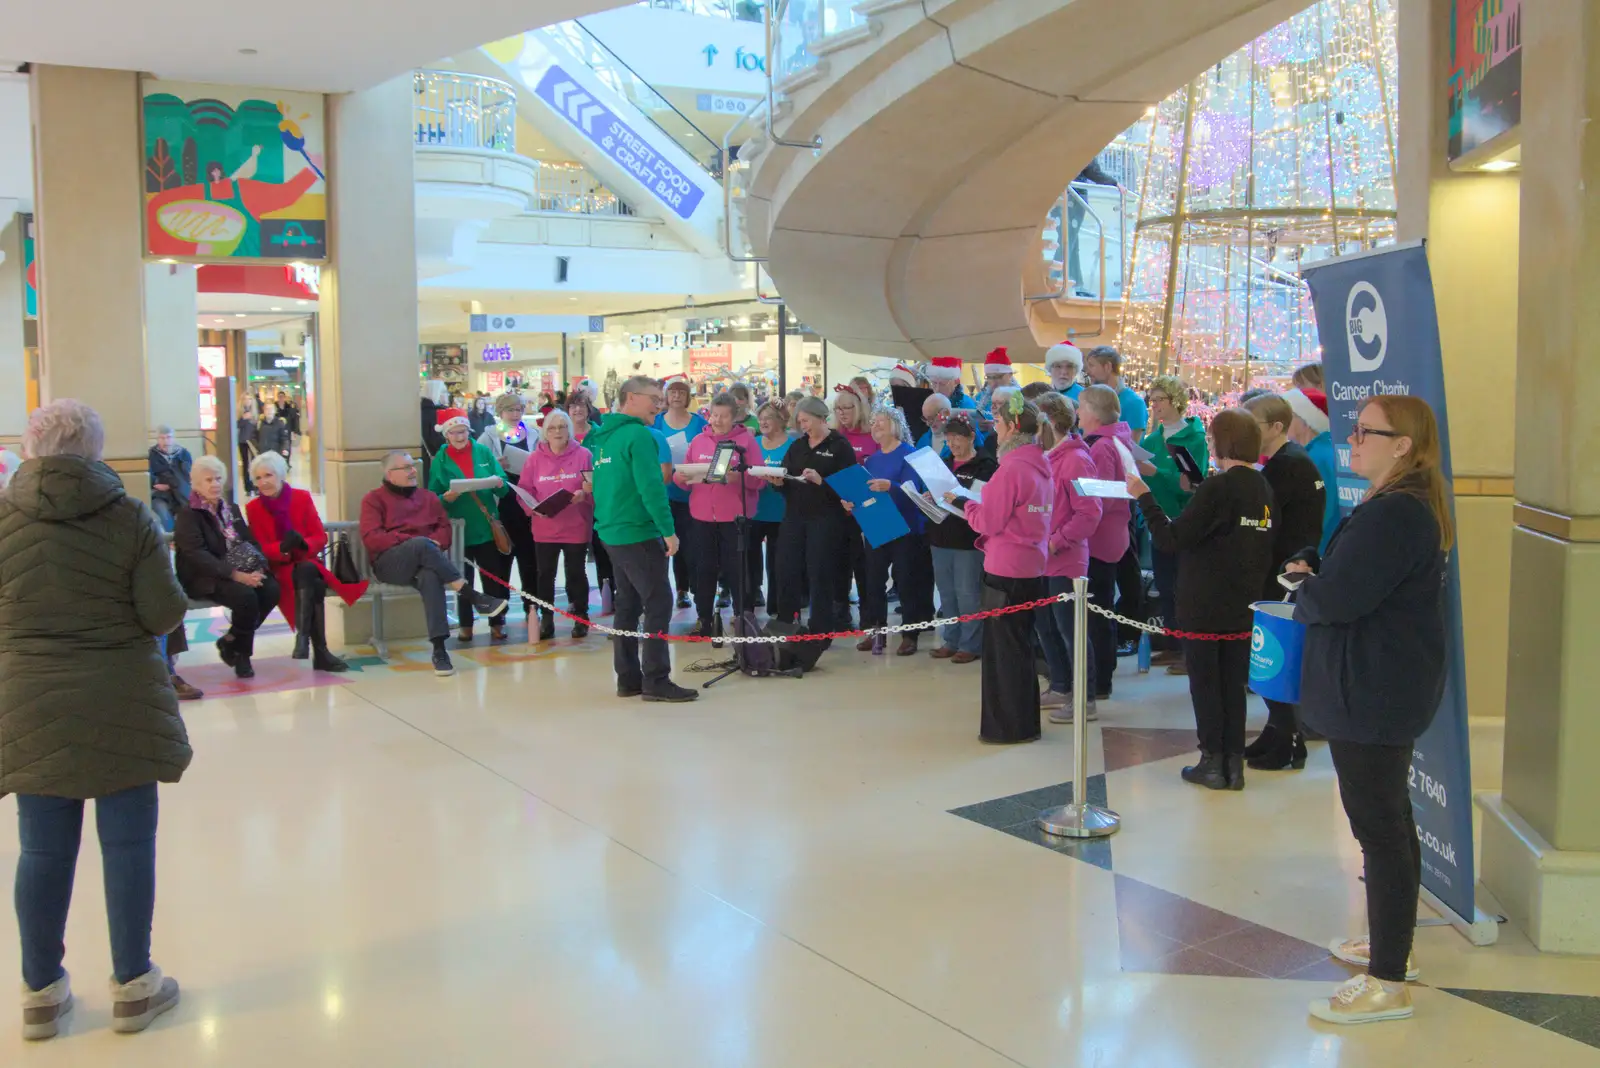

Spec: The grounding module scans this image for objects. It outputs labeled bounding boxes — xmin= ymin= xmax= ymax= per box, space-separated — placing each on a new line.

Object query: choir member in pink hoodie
xmin=945 ymin=393 xmax=1054 ymax=744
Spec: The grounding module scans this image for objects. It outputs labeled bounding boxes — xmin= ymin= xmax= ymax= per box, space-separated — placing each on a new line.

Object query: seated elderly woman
xmin=0 ymin=399 xmax=190 ymax=1039
xmin=242 ymin=451 xmax=367 ymax=672
xmin=173 ymin=454 xmax=277 ymax=679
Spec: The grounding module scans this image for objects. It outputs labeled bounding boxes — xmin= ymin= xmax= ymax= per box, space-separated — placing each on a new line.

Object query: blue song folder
xmin=825 ymin=466 xmax=910 ymax=548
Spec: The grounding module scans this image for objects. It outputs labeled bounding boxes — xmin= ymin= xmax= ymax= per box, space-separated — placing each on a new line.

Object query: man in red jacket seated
xmin=359 ymin=451 xmax=506 ymax=677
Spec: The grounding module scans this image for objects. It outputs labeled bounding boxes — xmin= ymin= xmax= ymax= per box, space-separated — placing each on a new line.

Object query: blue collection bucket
xmin=1249 ymin=602 xmax=1305 ymax=703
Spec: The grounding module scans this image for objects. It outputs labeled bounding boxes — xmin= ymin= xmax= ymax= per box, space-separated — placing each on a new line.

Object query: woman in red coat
xmin=243 ymin=452 xmax=368 ymax=671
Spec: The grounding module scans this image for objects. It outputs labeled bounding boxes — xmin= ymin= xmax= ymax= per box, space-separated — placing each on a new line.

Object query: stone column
xmin=29 ymin=65 xmax=151 ymax=496
xmin=1395 ymin=0 xmax=1517 ymax=735
xmin=315 ymin=76 xmax=425 ymax=644
xmin=0 ymin=213 xmax=25 ymax=451
xmin=317 ymin=74 xmax=421 ymax=522
xmin=1478 ymin=0 xmax=1600 ymax=954
xmin=144 ymin=262 xmax=202 ymax=456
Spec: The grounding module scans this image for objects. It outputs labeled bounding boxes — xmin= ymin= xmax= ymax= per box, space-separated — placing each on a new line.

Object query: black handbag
xmin=224 ymin=541 xmax=267 ymax=574
xmin=331 ymin=532 xmax=362 ymax=585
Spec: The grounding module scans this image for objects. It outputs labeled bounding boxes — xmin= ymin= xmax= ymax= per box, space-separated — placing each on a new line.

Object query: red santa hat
xmin=569 ymin=376 xmax=598 ymax=398
xmin=661 ymin=372 xmax=691 ymax=392
xmin=927 ymin=356 xmax=963 ymax=382
xmin=434 ymin=407 xmax=471 ymax=434
xmin=888 ymin=363 xmax=918 ymax=387
xmin=1045 ymin=340 xmax=1083 ymax=372
xmin=1283 ymin=388 xmax=1330 ymax=434
xmin=983 ymin=347 xmax=1014 ymax=377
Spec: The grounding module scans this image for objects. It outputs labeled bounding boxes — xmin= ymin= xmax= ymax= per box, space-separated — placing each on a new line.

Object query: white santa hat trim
xmin=927 ymin=356 xmax=963 ymax=382
xmin=661 ymin=373 xmax=690 ymax=390
xmin=983 ymin=347 xmax=1014 ymax=378
xmin=1045 ymin=340 xmax=1083 ymax=372
xmin=889 ymin=364 xmax=917 ymax=387
xmin=1283 ymin=389 xmax=1330 ymax=435
xmin=433 ymin=407 xmax=472 ymax=434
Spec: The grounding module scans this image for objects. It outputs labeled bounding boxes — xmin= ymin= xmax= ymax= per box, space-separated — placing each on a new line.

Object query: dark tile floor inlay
xmin=1443 ymin=988 xmax=1600 ymax=1051
xmin=949 ymin=775 xmax=1113 ymax=871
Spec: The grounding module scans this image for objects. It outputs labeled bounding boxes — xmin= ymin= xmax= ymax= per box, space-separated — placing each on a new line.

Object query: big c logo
xmin=1346 ymin=281 xmax=1387 ymax=372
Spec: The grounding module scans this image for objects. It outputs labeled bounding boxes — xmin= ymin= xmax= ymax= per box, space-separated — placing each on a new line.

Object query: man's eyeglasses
xmin=1352 ymin=424 xmax=1400 ymax=444
xmin=1147 ymin=392 xmax=1171 ymax=404
xmin=386 ymin=462 xmax=418 ymax=474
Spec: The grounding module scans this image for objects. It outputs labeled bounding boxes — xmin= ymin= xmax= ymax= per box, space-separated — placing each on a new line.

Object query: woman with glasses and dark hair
xmin=1128 ymin=409 xmax=1274 ymax=791
xmin=1291 ymin=395 xmax=1452 ymax=1026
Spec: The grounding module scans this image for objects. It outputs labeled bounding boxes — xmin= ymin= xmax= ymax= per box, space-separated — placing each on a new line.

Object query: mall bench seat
xmin=162 ymin=518 xmax=467 ymax=659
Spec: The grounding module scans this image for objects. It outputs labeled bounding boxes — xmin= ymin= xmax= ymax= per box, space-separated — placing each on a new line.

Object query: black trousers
xmin=749 ymin=519 xmax=781 ymax=603
xmin=605 ymin=538 xmax=673 ymax=692
xmin=534 ymin=541 xmax=589 ymax=620
xmin=862 ymin=533 xmax=933 ymax=630
xmin=458 ymin=541 xmax=510 ymax=630
xmin=1151 ymin=547 xmax=1179 ymax=652
xmin=208 ymin=573 xmax=281 ymax=656
xmin=498 ymin=488 xmax=538 ymax=614
xmin=775 ymin=514 xmax=848 ymax=633
xmin=1329 ymin=740 xmax=1421 ymax=983
xmin=591 ymin=534 xmax=614 ymax=593
xmin=1114 ymin=513 xmax=1144 ymax=643
xmin=836 ymin=529 xmax=868 ymax=620
xmin=980 ymin=573 xmax=1045 ymax=744
xmin=1087 ymin=557 xmax=1119 ymax=697
xmin=695 ymin=520 xmax=748 ymax=622
xmin=668 ymin=499 xmax=695 ymax=599
xmin=1183 ymin=637 xmax=1250 ymax=755
xmin=237 ymin=443 xmax=256 ymax=495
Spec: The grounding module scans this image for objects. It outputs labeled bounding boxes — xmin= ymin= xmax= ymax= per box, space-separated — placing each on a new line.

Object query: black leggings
xmin=1183 ymin=637 xmax=1250 ymax=756
xmin=458 ymin=541 xmax=510 ymax=629
xmin=535 ymin=541 xmax=590 ymax=620
xmin=1087 ymin=557 xmax=1119 ymax=696
xmin=1330 ymin=740 xmax=1421 ymax=982
xmin=749 ymin=519 xmax=781 ymax=602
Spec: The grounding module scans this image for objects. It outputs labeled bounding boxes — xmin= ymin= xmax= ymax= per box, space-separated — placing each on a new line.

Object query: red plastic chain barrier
xmin=472 ymin=567 xmax=1251 ymax=644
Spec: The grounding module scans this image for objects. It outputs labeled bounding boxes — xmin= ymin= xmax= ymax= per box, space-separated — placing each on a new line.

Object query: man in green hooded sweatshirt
xmin=587 ymin=375 xmax=699 ymax=702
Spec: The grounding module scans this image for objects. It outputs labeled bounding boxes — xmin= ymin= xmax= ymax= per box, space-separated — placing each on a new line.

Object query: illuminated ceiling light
xmin=235 ymin=313 xmax=247 ymax=318
xmin=1478 ymin=159 xmax=1518 ymax=172
xmin=270 ymin=306 xmax=283 ymax=311
xmin=297 ymin=300 xmax=310 ymax=305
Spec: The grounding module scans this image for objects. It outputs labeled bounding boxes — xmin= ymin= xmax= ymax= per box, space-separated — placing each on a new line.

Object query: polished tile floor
xmin=4 ymin=607 xmax=1600 ymax=1065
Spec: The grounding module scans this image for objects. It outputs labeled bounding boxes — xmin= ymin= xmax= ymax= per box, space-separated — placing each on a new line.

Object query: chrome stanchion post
xmin=1038 ymin=576 xmax=1121 ymax=839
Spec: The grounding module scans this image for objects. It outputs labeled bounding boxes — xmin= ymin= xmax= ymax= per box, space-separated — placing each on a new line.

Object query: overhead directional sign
xmin=470 ymin=314 xmax=601 ymax=334
xmin=534 ymin=65 xmax=707 ymax=221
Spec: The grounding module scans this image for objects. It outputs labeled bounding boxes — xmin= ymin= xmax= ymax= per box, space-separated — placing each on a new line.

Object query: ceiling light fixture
xmin=271 ymin=306 xmax=283 ymax=312
xmin=1478 ymin=159 xmax=1518 ymax=172
xmin=235 ymin=313 xmax=247 ymax=318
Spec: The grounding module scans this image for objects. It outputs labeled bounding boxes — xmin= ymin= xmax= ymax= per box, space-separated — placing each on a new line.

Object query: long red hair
xmin=1363 ymin=395 xmax=1454 ymax=552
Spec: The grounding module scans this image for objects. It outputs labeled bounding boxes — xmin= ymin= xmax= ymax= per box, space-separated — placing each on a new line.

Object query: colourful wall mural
xmin=1448 ymin=0 xmax=1522 ymax=160
xmin=141 ymin=81 xmax=327 ymax=262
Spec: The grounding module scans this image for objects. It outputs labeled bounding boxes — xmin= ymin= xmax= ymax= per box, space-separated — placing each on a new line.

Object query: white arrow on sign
xmin=551 ymin=80 xmax=579 ymax=109
xmin=578 ymin=103 xmax=604 ymax=134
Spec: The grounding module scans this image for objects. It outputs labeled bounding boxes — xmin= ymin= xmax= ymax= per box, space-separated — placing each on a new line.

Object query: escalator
xmin=475 ymin=19 xmax=727 ymax=256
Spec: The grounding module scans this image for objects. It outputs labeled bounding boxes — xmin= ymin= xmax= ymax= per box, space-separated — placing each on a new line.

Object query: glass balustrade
xmin=1043 ymin=175 xmax=1140 ymax=302
xmin=528 ymin=160 xmax=637 ymax=217
xmin=631 ymin=0 xmax=767 ymax=22
xmin=547 ymin=20 xmax=725 ymax=179
xmin=774 ymin=0 xmax=869 ymax=80
xmin=413 ymin=70 xmax=517 ymax=152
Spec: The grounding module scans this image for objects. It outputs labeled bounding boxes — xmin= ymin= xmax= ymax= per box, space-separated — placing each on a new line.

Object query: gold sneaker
xmin=1310 ymin=974 xmax=1414 ymax=1025
xmin=1329 ymin=936 xmax=1420 ymax=981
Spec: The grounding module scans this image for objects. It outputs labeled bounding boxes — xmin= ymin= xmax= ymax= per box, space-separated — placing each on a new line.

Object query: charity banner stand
xmin=1037 ymin=575 xmax=1121 ymax=840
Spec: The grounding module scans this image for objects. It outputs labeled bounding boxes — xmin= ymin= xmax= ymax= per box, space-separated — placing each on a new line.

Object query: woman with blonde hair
xmin=478 ymin=392 xmax=540 ymax=629
xmin=174 ymin=453 xmax=278 ymax=679
xmin=830 ymin=387 xmax=874 ymax=623
xmin=1138 ymin=373 xmax=1208 ymax=675
xmin=1292 ymin=396 xmax=1453 ymax=1026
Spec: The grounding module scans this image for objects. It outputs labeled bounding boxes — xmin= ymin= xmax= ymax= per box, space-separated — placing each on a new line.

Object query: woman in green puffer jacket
xmin=0 ymin=400 xmax=190 ymax=1038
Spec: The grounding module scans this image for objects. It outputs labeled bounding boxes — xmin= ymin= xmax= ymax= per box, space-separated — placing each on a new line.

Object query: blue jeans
xmin=1034 ymin=574 xmax=1094 ymax=695
xmin=151 ymin=498 xmax=176 ymax=532
xmin=15 ymin=784 xmax=159 ymax=991
xmin=932 ymin=547 xmax=984 ymax=654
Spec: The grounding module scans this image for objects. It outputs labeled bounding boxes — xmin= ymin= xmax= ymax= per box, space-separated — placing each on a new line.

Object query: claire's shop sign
xmin=534 ymin=65 xmax=706 ymax=221
xmin=481 ymin=343 xmax=514 ymax=363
